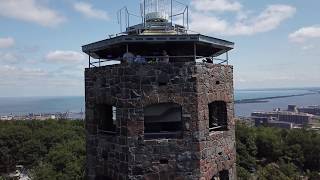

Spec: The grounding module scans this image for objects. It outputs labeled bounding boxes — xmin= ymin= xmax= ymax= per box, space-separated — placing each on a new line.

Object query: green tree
xmin=236 ymin=122 xmax=257 ymax=171
xmin=256 ymin=163 xmax=290 ymax=180
xmin=236 ymin=122 xmax=320 ymax=179
xmin=278 ymin=160 xmax=299 ymax=179
xmin=255 ymin=127 xmax=284 ymax=162
xmin=0 ymin=120 xmax=85 ymax=179
xmin=237 ymin=165 xmax=251 ymax=180
xmin=308 ymin=171 xmax=320 ymax=180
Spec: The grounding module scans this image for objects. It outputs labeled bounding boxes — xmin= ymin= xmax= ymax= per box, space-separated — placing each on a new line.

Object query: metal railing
xmin=88 ymin=55 xmax=229 ymax=68
xmin=116 ymin=0 xmax=189 ymax=35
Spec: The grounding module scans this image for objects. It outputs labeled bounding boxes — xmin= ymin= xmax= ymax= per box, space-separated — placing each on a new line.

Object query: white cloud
xmin=302 ymin=45 xmax=315 ymax=51
xmin=289 ymin=26 xmax=320 ymax=43
xmin=0 ymin=65 xmax=48 ymax=79
xmin=0 ymin=63 xmax=85 ymax=96
xmin=189 ymin=4 xmax=296 ymax=36
xmin=191 ymin=0 xmax=242 ymax=12
xmin=0 ymin=52 xmax=21 ymax=64
xmin=229 ymin=5 xmax=296 ymax=35
xmin=189 ymin=13 xmax=228 ymax=34
xmin=74 ymin=2 xmax=109 ymax=20
xmin=46 ymin=50 xmax=86 ymax=64
xmin=0 ymin=37 xmax=15 ymax=48
xmin=0 ymin=64 xmax=81 ymax=85
xmin=0 ymin=0 xmax=66 ymax=27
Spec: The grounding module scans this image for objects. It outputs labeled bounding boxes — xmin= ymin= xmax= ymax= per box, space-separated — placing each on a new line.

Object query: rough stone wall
xmin=85 ymin=62 xmax=236 ymax=180
xmin=196 ymin=64 xmax=236 ymax=179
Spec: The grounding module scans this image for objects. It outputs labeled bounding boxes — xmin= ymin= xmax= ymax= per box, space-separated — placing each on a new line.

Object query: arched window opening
xmin=208 ymin=101 xmax=228 ymax=132
xmin=96 ymin=104 xmax=117 ymax=134
xmin=144 ymin=103 xmax=182 ymax=139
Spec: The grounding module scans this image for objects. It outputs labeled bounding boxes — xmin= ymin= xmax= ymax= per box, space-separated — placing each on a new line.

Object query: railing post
xmin=187 ymin=6 xmax=189 ymax=30
xmin=171 ymin=0 xmax=173 ymax=26
xmin=226 ymin=51 xmax=229 ymax=65
xmin=194 ymin=43 xmax=197 ymax=62
xmin=143 ymin=0 xmax=146 ymax=28
xmin=127 ymin=8 xmax=130 ymax=28
xmin=88 ymin=52 xmax=91 ymax=68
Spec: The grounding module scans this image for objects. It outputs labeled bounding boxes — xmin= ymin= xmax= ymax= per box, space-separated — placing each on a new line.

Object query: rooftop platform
xmin=82 ymin=34 xmax=234 ymax=60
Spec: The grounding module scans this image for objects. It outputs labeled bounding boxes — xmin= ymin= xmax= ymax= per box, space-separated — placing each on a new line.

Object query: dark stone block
xmin=120 ymin=162 xmax=128 ymax=173
xmin=132 ymin=166 xmax=144 ymax=175
xmin=144 ymin=173 xmax=159 ymax=180
xmin=158 ymin=72 xmax=169 ymax=86
xmin=95 ymin=175 xmax=113 ymax=180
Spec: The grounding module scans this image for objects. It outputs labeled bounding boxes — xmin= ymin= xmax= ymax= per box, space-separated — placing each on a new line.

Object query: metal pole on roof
xmin=126 ymin=44 xmax=129 ymax=53
xmin=171 ymin=0 xmax=173 ymax=26
xmin=156 ymin=0 xmax=158 ymax=12
xmin=124 ymin=9 xmax=126 ymax=28
xmin=127 ymin=8 xmax=130 ymax=28
xmin=88 ymin=53 xmax=91 ymax=68
xmin=140 ymin=3 xmax=143 ymax=24
xmin=226 ymin=51 xmax=229 ymax=65
xmin=187 ymin=6 xmax=189 ymax=30
xmin=194 ymin=43 xmax=197 ymax=62
xmin=120 ymin=10 xmax=122 ymax=32
xmin=144 ymin=0 xmax=146 ymax=28
xmin=183 ymin=13 xmax=185 ymax=27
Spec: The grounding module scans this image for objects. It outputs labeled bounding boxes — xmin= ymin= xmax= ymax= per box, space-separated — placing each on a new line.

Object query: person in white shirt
xmin=160 ymin=50 xmax=169 ymax=63
xmin=123 ymin=52 xmax=135 ymax=63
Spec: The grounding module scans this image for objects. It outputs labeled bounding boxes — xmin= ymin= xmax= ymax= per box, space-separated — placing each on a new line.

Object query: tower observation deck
xmin=82 ymin=0 xmax=234 ymax=68
xmin=83 ymin=1 xmax=236 ymax=180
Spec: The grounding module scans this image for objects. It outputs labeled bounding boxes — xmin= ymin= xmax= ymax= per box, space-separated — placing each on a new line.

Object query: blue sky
xmin=0 ymin=0 xmax=319 ymax=97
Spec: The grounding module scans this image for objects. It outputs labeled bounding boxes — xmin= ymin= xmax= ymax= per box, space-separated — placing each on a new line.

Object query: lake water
xmin=0 ymin=89 xmax=319 ymax=117
xmin=0 ymin=96 xmax=85 ymax=116
xmin=234 ymin=89 xmax=310 ymax=101
xmin=235 ymin=91 xmax=320 ymax=117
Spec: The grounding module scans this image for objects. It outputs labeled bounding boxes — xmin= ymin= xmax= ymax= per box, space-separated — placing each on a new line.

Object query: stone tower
xmin=83 ymin=1 xmax=236 ymax=179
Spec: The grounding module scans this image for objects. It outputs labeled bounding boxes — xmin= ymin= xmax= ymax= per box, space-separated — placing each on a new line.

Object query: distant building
xmin=31 ymin=114 xmax=57 ymax=121
xmin=298 ymin=105 xmax=320 ymax=116
xmin=252 ymin=111 xmax=314 ymax=129
xmin=288 ymin=105 xmax=298 ymax=113
xmin=278 ymin=112 xmax=313 ymax=125
xmin=0 ymin=115 xmax=13 ymax=121
xmin=252 ymin=112 xmax=278 ymax=119
xmin=0 ymin=112 xmax=83 ymax=121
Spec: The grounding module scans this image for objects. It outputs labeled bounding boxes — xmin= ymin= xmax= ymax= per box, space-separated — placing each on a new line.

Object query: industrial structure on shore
xmin=296 ymin=105 xmax=320 ymax=116
xmin=0 ymin=112 xmax=84 ymax=121
xmin=252 ymin=105 xmax=319 ymax=129
xmin=83 ymin=0 xmax=236 ymax=179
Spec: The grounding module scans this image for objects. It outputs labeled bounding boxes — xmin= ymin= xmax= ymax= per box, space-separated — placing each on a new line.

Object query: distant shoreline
xmin=235 ymin=92 xmax=317 ymax=104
